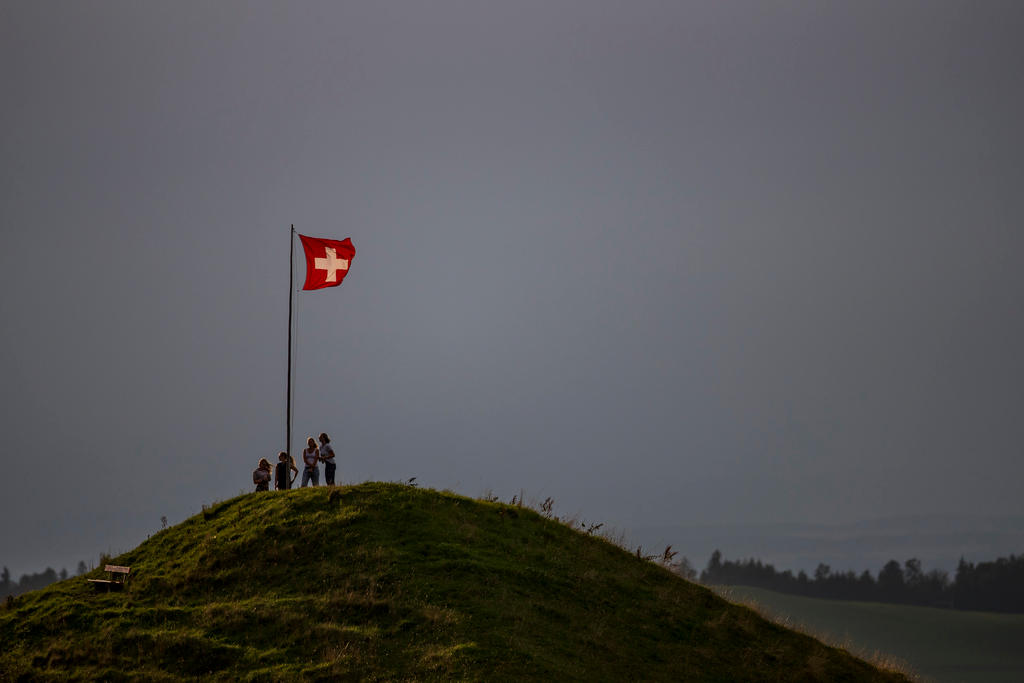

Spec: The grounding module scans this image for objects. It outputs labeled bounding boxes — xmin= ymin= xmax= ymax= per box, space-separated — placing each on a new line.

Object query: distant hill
xmin=630 ymin=515 xmax=1024 ymax=576
xmin=0 ymin=484 xmax=907 ymax=680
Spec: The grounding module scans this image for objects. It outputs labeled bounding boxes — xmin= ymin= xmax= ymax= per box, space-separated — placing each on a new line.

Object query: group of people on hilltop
xmin=253 ymin=432 xmax=336 ymax=492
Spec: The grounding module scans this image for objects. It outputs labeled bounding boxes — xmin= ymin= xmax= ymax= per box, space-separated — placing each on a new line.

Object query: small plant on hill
xmin=660 ymin=545 xmax=679 ymax=569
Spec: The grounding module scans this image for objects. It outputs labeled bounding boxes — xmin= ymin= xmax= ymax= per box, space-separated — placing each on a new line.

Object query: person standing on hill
xmin=301 ymin=437 xmax=320 ymax=487
xmin=319 ymin=432 xmax=337 ymax=486
xmin=274 ymin=451 xmax=298 ymax=490
xmin=253 ymin=458 xmax=272 ymax=492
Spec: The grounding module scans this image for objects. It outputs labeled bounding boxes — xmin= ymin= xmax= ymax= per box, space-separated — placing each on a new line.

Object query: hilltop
xmin=0 ymin=484 xmax=907 ymax=681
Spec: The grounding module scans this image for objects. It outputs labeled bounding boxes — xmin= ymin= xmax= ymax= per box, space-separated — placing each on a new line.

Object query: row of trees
xmin=7 ymin=550 xmax=1023 ymax=613
xmin=2 ymin=562 xmax=89 ymax=598
xmin=699 ymin=550 xmax=1024 ymax=613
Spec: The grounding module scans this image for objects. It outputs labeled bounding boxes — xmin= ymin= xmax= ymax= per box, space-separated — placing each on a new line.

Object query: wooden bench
xmin=87 ymin=565 xmax=131 ymax=592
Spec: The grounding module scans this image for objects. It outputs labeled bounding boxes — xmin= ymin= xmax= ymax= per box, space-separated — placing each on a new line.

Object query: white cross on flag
xmin=298 ymin=234 xmax=356 ymax=290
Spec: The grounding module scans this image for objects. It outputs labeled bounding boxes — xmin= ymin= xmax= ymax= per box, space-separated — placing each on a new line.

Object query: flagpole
xmin=287 ymin=225 xmax=295 ymax=463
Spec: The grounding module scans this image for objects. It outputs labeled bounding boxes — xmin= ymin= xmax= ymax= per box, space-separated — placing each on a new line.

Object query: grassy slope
xmin=1 ymin=484 xmax=906 ymax=681
xmin=717 ymin=586 xmax=1024 ymax=683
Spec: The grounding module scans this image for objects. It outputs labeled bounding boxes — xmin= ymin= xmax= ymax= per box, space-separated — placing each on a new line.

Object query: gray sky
xmin=2 ymin=1 xmax=1023 ymax=578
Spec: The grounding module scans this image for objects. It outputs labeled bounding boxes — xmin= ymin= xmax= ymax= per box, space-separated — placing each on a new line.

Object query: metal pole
xmin=287 ymin=225 xmax=295 ymax=462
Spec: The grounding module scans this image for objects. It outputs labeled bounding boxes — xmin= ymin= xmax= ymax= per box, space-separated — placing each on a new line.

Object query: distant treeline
xmin=700 ymin=550 xmax=1024 ymax=613
xmin=2 ymin=562 xmax=88 ymax=598
xmin=8 ymin=550 xmax=1024 ymax=614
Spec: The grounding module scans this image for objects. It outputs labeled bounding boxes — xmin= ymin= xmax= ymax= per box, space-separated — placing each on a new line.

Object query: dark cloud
xmin=2 ymin=1 xmax=1022 ymax=577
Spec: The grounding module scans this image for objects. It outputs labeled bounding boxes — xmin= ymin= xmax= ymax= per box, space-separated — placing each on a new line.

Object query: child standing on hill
xmin=253 ymin=458 xmax=272 ymax=492
xmin=319 ymin=432 xmax=337 ymax=486
xmin=301 ymin=437 xmax=320 ymax=487
xmin=274 ymin=451 xmax=298 ymax=490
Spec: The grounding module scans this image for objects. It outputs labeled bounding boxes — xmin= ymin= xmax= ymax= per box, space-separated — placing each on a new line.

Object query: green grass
xmin=716 ymin=585 xmax=1024 ymax=683
xmin=1 ymin=484 xmax=907 ymax=681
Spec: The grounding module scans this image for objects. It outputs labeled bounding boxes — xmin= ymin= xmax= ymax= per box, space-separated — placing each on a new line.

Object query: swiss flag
xmin=298 ymin=235 xmax=355 ymax=290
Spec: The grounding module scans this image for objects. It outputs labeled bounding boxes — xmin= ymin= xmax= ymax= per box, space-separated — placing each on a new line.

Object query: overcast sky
xmin=2 ymin=1 xmax=1023 ymax=578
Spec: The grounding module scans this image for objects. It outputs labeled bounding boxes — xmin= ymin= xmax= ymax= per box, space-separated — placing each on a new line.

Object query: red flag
xmin=298 ymin=235 xmax=355 ymax=290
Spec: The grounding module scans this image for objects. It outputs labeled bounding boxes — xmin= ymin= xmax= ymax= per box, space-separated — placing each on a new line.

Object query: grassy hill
xmin=716 ymin=585 xmax=1024 ymax=683
xmin=1 ymin=484 xmax=907 ymax=681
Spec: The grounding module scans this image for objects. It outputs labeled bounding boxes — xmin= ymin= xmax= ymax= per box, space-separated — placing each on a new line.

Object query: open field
xmin=715 ymin=585 xmax=1024 ymax=683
